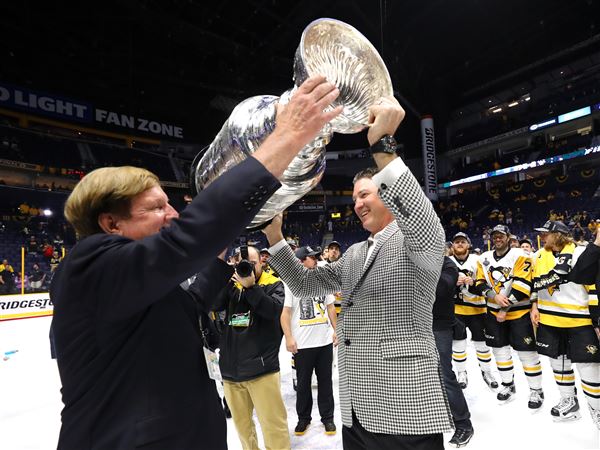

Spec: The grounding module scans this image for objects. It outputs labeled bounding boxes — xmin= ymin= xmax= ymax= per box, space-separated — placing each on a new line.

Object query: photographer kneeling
xmin=192 ymin=245 xmax=290 ymax=450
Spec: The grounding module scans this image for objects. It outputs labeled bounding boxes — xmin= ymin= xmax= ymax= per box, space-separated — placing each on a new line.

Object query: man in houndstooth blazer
xmin=264 ymin=97 xmax=453 ymax=449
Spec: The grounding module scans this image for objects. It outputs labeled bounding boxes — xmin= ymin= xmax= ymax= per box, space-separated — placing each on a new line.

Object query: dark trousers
xmin=342 ymin=410 xmax=443 ymax=450
xmin=434 ymin=328 xmax=472 ymax=429
xmin=295 ymin=343 xmax=334 ymax=423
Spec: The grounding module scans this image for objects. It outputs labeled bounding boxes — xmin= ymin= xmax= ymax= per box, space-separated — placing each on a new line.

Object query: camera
xmin=235 ymin=245 xmax=255 ymax=278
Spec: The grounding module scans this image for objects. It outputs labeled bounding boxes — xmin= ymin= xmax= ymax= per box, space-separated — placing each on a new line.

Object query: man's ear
xmin=98 ymin=212 xmax=123 ymax=235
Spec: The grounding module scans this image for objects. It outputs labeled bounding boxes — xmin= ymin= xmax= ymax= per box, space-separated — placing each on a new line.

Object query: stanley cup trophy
xmin=191 ymin=18 xmax=393 ymax=230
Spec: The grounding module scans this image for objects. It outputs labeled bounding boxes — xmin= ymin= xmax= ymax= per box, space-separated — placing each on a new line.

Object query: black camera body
xmin=235 ymin=245 xmax=255 ymax=278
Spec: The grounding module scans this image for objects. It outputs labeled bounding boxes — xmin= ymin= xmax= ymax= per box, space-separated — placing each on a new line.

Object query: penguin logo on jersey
xmin=489 ymin=266 xmax=511 ymax=292
xmin=523 ymin=336 xmax=533 ymax=345
xmin=586 ymin=344 xmax=598 ymax=355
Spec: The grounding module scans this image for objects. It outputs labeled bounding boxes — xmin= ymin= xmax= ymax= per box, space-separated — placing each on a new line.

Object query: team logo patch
xmin=586 ymin=344 xmax=598 ymax=355
xmin=523 ymin=337 xmax=533 ymax=345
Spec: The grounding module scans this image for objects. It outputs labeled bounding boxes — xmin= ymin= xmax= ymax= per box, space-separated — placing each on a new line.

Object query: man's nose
xmin=166 ymin=204 xmax=179 ymax=220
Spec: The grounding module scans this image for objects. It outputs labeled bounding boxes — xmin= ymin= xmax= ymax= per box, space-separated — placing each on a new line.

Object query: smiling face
xmin=114 ymin=186 xmax=179 ymax=240
xmin=353 ymin=177 xmax=394 ymax=235
xmin=492 ymin=232 xmax=509 ymax=253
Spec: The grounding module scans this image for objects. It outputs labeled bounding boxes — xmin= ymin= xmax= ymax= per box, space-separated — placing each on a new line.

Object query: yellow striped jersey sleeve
xmin=511 ymin=255 xmax=533 ymax=300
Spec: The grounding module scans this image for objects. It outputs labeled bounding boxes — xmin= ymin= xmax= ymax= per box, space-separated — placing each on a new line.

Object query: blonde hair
xmin=554 ymin=233 xmax=574 ymax=249
xmin=64 ymin=166 xmax=160 ymax=237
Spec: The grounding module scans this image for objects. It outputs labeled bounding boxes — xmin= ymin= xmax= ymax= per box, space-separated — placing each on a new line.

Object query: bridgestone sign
xmin=421 ymin=116 xmax=438 ymax=201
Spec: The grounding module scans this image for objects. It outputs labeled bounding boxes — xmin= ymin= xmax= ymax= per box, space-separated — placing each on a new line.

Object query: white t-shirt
xmin=284 ymin=284 xmax=334 ymax=349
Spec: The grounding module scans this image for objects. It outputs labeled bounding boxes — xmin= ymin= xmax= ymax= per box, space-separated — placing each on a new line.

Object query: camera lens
xmin=235 ymin=260 xmax=254 ymax=278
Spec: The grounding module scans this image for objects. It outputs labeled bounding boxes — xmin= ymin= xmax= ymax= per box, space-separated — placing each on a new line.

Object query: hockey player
xmin=474 ymin=225 xmax=544 ymax=410
xmin=449 ymin=232 xmax=498 ymax=391
xmin=531 ymin=220 xmax=600 ymax=428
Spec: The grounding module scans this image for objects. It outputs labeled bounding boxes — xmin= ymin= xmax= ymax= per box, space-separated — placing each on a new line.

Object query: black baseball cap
xmin=519 ymin=238 xmax=533 ymax=246
xmin=534 ymin=220 xmax=570 ymax=234
xmin=491 ymin=224 xmax=510 ymax=236
xmin=295 ymin=246 xmax=320 ymax=260
xmin=452 ymin=232 xmax=471 ymax=244
xmin=328 ymin=241 xmax=341 ymax=249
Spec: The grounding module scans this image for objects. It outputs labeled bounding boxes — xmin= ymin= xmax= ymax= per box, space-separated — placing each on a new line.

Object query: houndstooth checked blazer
xmin=269 ymin=166 xmax=453 ymax=435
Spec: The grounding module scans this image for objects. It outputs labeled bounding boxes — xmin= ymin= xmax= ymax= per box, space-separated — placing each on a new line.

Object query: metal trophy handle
xmin=191 ymin=18 xmax=393 ymax=231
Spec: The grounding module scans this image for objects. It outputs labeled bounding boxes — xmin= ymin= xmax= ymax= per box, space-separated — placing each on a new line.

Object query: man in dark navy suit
xmin=50 ymin=75 xmax=342 ymax=450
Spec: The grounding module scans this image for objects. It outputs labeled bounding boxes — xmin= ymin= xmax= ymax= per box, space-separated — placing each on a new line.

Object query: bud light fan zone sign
xmin=0 ymin=293 xmax=53 ymax=321
xmin=0 ymin=83 xmax=92 ymax=123
xmin=0 ymin=82 xmax=184 ymax=139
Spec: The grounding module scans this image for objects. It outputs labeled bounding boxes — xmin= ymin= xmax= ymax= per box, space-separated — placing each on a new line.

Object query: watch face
xmin=370 ymin=134 xmax=397 ymax=154
xmin=383 ymin=136 xmax=396 ymax=151
xmin=381 ymin=136 xmax=396 ymax=153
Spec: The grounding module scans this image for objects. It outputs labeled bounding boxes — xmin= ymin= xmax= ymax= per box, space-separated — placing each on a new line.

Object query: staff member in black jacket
xmin=195 ymin=245 xmax=290 ymax=450
xmin=50 ymin=75 xmax=341 ymax=450
xmin=433 ymin=256 xmax=475 ymax=448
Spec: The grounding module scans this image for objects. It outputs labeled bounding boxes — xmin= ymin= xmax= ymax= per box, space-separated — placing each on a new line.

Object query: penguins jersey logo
xmin=488 ymin=266 xmax=512 ymax=293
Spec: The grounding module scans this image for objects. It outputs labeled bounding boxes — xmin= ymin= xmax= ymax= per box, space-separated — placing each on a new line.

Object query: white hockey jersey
xmin=475 ymin=247 xmax=533 ymax=320
xmin=450 ymin=254 xmax=486 ymax=315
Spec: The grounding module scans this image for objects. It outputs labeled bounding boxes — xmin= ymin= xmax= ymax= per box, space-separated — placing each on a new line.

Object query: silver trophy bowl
xmin=191 ymin=18 xmax=393 ymax=230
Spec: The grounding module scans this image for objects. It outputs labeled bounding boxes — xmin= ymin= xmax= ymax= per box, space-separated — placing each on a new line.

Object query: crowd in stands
xmin=2 ymin=174 xmax=600 ymax=296
xmin=0 ymin=198 xmax=74 ymax=294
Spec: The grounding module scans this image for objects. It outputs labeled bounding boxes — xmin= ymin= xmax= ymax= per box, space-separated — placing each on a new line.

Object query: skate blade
xmin=448 ymin=437 xmax=474 ymax=448
xmin=497 ymin=396 xmax=516 ymax=406
xmin=552 ymin=411 xmax=582 ymax=422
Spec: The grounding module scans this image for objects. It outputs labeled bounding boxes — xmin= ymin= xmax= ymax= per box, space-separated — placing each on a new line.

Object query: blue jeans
xmin=434 ymin=328 xmax=472 ymax=429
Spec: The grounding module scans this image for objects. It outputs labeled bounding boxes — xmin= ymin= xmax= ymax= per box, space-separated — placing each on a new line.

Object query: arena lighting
xmin=43 ymin=209 xmax=52 ymax=216
xmin=508 ymin=101 xmax=519 ymax=107
xmin=492 ymin=107 xmax=502 ymax=113
xmin=558 ymin=106 xmax=591 ymax=124
xmin=529 ymin=118 xmax=557 ymax=131
xmin=440 ymin=144 xmax=600 ymax=188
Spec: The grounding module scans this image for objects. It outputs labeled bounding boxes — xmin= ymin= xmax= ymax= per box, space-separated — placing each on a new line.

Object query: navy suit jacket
xmin=50 ymin=157 xmax=280 ymax=450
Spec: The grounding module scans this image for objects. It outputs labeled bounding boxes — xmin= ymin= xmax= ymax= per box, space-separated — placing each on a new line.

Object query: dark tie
xmin=367 ymin=237 xmax=375 ymax=249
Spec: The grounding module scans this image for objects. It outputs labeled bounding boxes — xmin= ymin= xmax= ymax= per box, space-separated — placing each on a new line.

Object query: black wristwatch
xmin=369 ymin=135 xmax=397 ymax=155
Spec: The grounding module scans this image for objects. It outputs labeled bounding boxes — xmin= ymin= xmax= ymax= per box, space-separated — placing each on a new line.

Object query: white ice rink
xmin=1 ymin=316 xmax=599 ymax=450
